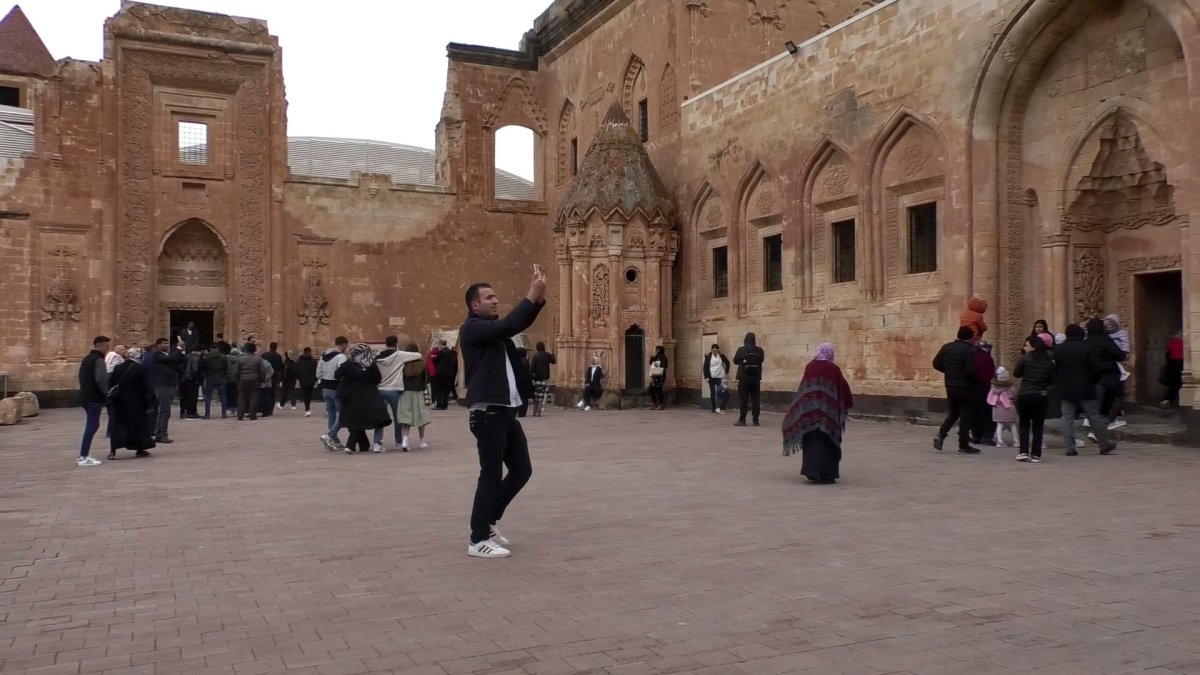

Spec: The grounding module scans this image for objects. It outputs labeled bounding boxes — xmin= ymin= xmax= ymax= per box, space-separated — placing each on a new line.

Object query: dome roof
xmin=557 ymin=102 xmax=673 ymax=228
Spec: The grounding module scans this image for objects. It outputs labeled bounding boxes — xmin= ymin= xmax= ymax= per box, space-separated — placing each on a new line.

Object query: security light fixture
xmin=785 ymin=40 xmax=798 ymax=54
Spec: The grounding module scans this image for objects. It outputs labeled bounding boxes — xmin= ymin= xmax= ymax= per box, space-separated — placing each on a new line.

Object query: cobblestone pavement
xmin=3 ymin=403 xmax=1200 ymax=675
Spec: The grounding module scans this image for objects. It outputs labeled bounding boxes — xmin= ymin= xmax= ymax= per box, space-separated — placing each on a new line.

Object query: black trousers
xmin=1016 ymin=394 xmax=1048 ymax=458
xmin=299 ymin=385 xmax=315 ymax=411
xmin=179 ymin=380 xmax=200 ymax=417
xmin=582 ymin=386 xmax=601 ymax=407
xmin=346 ymin=429 xmax=369 ymax=452
xmin=938 ymin=386 xmax=975 ymax=449
xmin=433 ymin=377 xmax=452 ymax=409
xmin=468 ymin=407 xmax=532 ymax=544
xmin=738 ymin=380 xmax=761 ymax=422
xmin=707 ymin=379 xmax=721 ymax=411
xmin=236 ymin=381 xmax=259 ymax=420
xmin=649 ymin=376 xmax=665 ymax=405
xmin=972 ymin=385 xmax=993 ymax=442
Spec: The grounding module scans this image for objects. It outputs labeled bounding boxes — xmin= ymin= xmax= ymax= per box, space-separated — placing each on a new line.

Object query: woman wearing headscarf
xmin=648 ymin=346 xmax=668 ymax=410
xmin=107 ymin=347 xmax=157 ymax=460
xmin=335 ymin=343 xmax=390 ymax=454
xmin=397 ymin=342 xmax=433 ymax=450
xmin=782 ymin=343 xmax=854 ymax=484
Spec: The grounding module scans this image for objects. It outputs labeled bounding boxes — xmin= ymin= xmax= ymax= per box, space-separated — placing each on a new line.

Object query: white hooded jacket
xmin=375 ymin=349 xmax=424 ymax=391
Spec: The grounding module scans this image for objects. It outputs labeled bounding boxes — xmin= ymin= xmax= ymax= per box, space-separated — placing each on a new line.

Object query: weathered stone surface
xmin=0 ymin=397 xmax=19 ymax=425
xmin=13 ymin=391 xmax=37 ymax=417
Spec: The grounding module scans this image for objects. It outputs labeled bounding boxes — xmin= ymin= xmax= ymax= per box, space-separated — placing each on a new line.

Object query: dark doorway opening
xmin=625 ymin=325 xmax=645 ymax=392
xmin=1134 ymin=270 xmax=1182 ymax=402
xmin=169 ymin=310 xmax=215 ymax=348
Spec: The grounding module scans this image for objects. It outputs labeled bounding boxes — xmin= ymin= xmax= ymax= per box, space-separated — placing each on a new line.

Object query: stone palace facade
xmin=2 ymin=0 xmax=1199 ymax=436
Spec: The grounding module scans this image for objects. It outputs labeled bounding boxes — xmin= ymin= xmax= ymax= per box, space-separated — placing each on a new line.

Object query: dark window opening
xmin=713 ymin=246 xmax=729 ymax=299
xmin=637 ymin=99 xmax=649 ymax=142
xmin=0 ymin=86 xmax=20 ymax=107
xmin=908 ymin=202 xmax=938 ymax=274
xmin=763 ymin=234 xmax=783 ymax=292
xmin=832 ymin=219 xmax=856 ymax=283
xmin=570 ymin=137 xmax=578 ymax=176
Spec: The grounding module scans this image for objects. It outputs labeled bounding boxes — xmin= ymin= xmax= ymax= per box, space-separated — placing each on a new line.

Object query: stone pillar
xmin=647 ymin=254 xmax=663 ymax=336
xmin=1042 ymin=234 xmax=1070 ymax=333
xmin=557 ymin=245 xmax=572 ymax=340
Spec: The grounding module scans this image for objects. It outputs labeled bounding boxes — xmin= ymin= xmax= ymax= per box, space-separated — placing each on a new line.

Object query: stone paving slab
xmin=2 ymin=404 xmax=1200 ymax=674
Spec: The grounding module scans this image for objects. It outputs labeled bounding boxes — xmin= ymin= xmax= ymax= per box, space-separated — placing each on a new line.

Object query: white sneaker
xmin=1087 ymin=432 xmax=1098 ymax=444
xmin=419 ymin=441 xmax=430 ymax=450
xmin=1083 ymin=418 xmax=1091 ymax=428
xmin=717 ymin=408 xmax=725 ymax=415
xmin=372 ymin=443 xmax=384 ymax=453
xmin=1030 ymin=456 xmax=1043 ymax=463
xmin=77 ymin=456 xmax=102 ymax=467
xmin=468 ymin=539 xmax=511 ymax=558
xmin=489 ymin=526 xmax=510 ymax=546
xmin=584 ymin=406 xmax=592 ymax=412
xmin=1108 ymin=419 xmax=1127 ymax=431
xmin=995 ymin=441 xmax=1007 ymax=448
xmin=291 ymin=404 xmax=297 ymax=411
xmin=576 ymin=401 xmax=585 ymax=409
xmin=276 ymin=403 xmax=282 ymax=410
xmin=1076 ymin=438 xmax=1086 ymax=449
xmin=1015 ymin=452 xmax=1030 ymax=462
xmin=304 ymin=411 xmax=311 ymax=417
xmin=320 ymin=435 xmax=332 ymax=450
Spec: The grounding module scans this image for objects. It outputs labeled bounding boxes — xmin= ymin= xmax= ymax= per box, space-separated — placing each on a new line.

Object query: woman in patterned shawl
xmin=782 ymin=342 xmax=854 ymax=484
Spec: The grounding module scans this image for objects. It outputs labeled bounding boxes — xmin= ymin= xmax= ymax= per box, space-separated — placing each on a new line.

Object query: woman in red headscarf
xmin=783 ymin=342 xmax=854 ymax=484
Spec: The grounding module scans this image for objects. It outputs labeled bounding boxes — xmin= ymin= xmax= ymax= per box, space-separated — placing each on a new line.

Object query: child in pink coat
xmin=988 ymin=367 xmax=1017 ymax=447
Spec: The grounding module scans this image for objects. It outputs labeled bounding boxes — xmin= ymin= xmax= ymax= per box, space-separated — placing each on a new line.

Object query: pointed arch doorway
xmin=157 ymin=219 xmax=229 ymax=345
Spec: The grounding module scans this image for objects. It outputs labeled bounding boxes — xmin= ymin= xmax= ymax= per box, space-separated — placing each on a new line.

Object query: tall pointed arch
xmin=689 ymin=178 xmax=728 ymax=311
xmin=659 ymin=63 xmax=678 ymax=129
xmin=556 ymin=99 xmax=578 ymax=186
xmin=799 ymin=137 xmax=860 ymax=305
xmin=734 ymin=159 xmax=784 ymax=309
xmin=621 ymin=53 xmax=648 ymax=123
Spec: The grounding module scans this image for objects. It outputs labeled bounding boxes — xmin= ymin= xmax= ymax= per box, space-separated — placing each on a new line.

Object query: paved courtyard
xmin=2 ymin=404 xmax=1200 ymax=675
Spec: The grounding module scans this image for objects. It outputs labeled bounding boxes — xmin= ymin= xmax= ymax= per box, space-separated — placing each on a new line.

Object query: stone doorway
xmin=169 ymin=309 xmax=215 ymax=346
xmin=157 ymin=219 xmax=229 ymax=341
xmin=1134 ymin=271 xmax=1183 ymax=402
xmin=625 ymin=325 xmax=645 ymax=392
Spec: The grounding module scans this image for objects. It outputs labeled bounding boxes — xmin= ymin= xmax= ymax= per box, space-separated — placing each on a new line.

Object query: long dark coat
xmin=335 ymin=361 xmax=391 ymax=430
xmin=109 ymin=360 xmax=158 ymax=453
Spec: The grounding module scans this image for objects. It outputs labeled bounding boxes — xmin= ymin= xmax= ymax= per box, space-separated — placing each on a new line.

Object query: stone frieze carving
xmin=1073 ymin=250 xmax=1106 ymax=321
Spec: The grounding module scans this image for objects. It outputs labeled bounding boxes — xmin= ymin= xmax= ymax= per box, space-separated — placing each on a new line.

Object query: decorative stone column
xmin=1042 ymin=234 xmax=1070 ymax=332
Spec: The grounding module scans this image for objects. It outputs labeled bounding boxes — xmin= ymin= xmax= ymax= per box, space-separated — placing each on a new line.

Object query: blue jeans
xmin=322 ymin=387 xmax=340 ymax=441
xmin=80 ymin=402 xmax=104 ymax=458
xmin=373 ymin=389 xmax=402 ymax=445
xmin=203 ymin=379 xmax=226 ymax=418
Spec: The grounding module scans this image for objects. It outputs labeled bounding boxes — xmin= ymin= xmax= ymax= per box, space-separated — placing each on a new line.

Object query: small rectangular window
xmin=0 ymin=86 xmax=20 ymax=107
xmin=908 ymin=202 xmax=938 ymax=273
xmin=570 ymin=137 xmax=578 ymax=176
xmin=832 ymin=219 xmax=856 ymax=283
xmin=763 ymin=234 xmax=782 ymax=292
xmin=177 ymin=121 xmax=209 ymax=165
xmin=713 ymin=246 xmax=729 ymax=299
xmin=638 ymin=99 xmax=649 ymax=142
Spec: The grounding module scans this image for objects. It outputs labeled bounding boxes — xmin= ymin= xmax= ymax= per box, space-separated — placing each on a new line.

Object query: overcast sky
xmin=15 ymin=0 xmax=549 ymax=180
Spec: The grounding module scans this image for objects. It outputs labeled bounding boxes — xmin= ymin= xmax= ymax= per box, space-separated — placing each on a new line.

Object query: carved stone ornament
xmin=592 ymin=264 xmax=611 ymax=326
xmin=297 ymin=259 xmax=331 ymax=331
xmin=1074 ymin=251 xmax=1106 ymax=321
xmin=824 ymin=160 xmax=850 ymax=197
xmin=900 ymin=143 xmax=932 ymax=177
xmin=660 ymin=64 xmax=679 ymax=129
xmin=757 ymin=188 xmax=778 ymax=216
xmin=481 ymin=77 xmax=548 ymax=133
xmin=1065 ymin=112 xmax=1175 ymax=233
xmin=705 ymin=203 xmax=722 ymax=228
xmin=41 ymin=253 xmax=82 ymax=323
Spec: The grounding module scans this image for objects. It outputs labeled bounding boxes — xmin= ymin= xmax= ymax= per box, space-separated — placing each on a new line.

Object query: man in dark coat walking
xmin=1058 ymin=322 xmax=1117 ymax=454
xmin=933 ymin=326 xmax=981 ymax=454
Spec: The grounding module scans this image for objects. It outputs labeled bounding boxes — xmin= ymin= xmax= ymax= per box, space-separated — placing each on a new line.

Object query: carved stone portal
xmin=297 ymin=259 xmax=331 ymax=333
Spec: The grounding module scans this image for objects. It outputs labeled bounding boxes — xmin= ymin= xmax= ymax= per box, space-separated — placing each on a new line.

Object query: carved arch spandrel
xmin=481 ymin=77 xmax=548 ymax=134
xmin=659 ymin=63 xmax=678 ymax=129
xmin=799 ymin=137 xmax=861 ymax=306
xmin=734 ymin=159 xmax=783 ymax=308
xmin=557 ymin=99 xmax=578 ymax=187
xmin=688 ymin=179 xmax=725 ymax=313
xmin=621 ymin=53 xmax=648 ymax=123
xmin=867 ymin=108 xmax=948 ymax=302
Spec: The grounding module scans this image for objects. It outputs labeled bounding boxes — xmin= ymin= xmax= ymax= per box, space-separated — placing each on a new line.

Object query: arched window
xmin=493 ymin=125 xmax=540 ymax=201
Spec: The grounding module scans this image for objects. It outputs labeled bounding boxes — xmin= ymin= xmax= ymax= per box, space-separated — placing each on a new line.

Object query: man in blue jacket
xmin=459 ymin=266 xmax=546 ymax=558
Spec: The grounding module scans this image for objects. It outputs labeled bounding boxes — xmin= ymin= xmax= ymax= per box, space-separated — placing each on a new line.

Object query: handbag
xmin=649 ymin=364 xmax=665 ymax=377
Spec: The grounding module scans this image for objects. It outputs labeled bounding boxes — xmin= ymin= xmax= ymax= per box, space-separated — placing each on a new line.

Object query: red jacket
xmin=959 ymin=296 xmax=988 ymax=342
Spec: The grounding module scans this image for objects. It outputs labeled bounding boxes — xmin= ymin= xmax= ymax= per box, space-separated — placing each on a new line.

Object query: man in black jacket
xmin=1059 ymin=323 xmax=1117 ymax=454
xmin=77 ymin=335 xmax=111 ymax=467
xmin=733 ymin=332 xmax=765 ymax=426
xmin=151 ymin=338 xmax=183 ymax=444
xmin=459 ymin=268 xmax=546 ymax=559
xmin=933 ymin=327 xmax=981 ymax=454
xmin=263 ymin=342 xmax=284 ymax=411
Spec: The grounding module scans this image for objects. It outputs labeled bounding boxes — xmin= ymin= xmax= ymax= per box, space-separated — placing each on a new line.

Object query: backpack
xmin=741 ymin=349 xmax=763 ymax=378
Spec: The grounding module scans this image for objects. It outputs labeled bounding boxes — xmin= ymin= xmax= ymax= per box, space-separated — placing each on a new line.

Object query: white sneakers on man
xmin=576 ymin=400 xmax=585 ymax=409
xmin=372 ymin=442 xmax=384 ymax=453
xmin=490 ymin=525 xmax=510 ymax=546
xmin=77 ymin=456 xmax=102 ymax=467
xmin=468 ymin=539 xmax=511 ymax=558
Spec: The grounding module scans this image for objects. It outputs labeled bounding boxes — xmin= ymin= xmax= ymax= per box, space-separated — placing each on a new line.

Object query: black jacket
xmin=152 ymin=349 xmax=183 ymax=389
xmin=1053 ymin=337 xmax=1101 ymax=402
xmin=1014 ymin=351 xmax=1055 ymax=397
xmin=584 ymin=365 xmax=604 ymax=390
xmin=295 ymin=354 xmax=318 ymax=388
xmin=263 ymin=350 xmax=284 ymax=385
xmin=733 ymin=333 xmax=765 ymax=382
xmin=703 ymin=353 xmax=730 ymax=380
xmin=932 ymin=339 xmax=977 ymax=390
xmin=1086 ymin=331 xmax=1126 ymax=386
xmin=78 ymin=349 xmax=109 ymax=404
xmin=530 ymin=350 xmax=556 ymax=380
xmin=433 ymin=348 xmax=458 ymax=381
xmin=335 ymin=361 xmax=390 ymax=430
xmin=459 ymin=298 xmax=544 ymax=407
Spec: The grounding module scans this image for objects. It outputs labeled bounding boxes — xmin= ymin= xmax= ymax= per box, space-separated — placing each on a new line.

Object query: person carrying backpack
xmin=733 ymin=332 xmax=765 ymax=427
